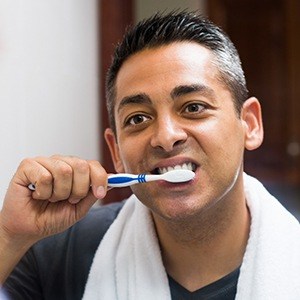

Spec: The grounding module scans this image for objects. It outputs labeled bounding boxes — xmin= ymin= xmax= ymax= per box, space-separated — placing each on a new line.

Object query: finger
xmin=51 ymin=156 xmax=91 ymax=204
xmin=16 ymin=158 xmax=53 ymax=200
xmin=35 ymin=156 xmax=73 ymax=202
xmin=88 ymin=160 xmax=108 ymax=199
xmin=75 ymin=190 xmax=99 ymax=218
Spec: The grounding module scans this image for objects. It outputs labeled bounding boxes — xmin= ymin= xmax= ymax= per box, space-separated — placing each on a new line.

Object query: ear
xmin=104 ymin=128 xmax=125 ymax=173
xmin=241 ymin=97 xmax=264 ymax=151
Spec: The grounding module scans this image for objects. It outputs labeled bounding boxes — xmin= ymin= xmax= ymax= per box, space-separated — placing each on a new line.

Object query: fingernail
xmin=96 ymin=186 xmax=106 ymax=199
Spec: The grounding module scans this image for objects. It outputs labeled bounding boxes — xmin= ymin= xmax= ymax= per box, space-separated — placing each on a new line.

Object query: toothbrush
xmin=107 ymin=169 xmax=195 ymax=187
xmin=28 ymin=169 xmax=195 ymax=190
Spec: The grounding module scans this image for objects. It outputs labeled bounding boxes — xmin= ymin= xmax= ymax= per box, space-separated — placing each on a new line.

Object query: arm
xmin=0 ymin=225 xmax=35 ymax=286
xmin=0 ymin=155 xmax=108 ymax=284
xmin=1 ymin=243 xmax=43 ymax=299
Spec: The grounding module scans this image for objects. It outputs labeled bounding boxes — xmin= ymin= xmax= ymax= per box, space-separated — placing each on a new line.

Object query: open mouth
xmin=151 ymin=162 xmax=197 ymax=175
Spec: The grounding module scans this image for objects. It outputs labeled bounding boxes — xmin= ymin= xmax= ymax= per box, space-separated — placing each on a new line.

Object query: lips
xmin=151 ymin=162 xmax=197 ymax=174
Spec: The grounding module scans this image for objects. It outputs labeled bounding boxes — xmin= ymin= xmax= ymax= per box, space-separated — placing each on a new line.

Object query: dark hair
xmin=106 ymin=11 xmax=248 ymax=133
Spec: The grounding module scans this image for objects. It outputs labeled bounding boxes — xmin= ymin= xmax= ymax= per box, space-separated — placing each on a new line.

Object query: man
xmin=1 ymin=11 xmax=300 ymax=300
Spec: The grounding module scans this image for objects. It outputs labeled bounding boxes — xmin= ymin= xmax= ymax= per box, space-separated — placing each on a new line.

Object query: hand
xmin=0 ymin=155 xmax=108 ymax=244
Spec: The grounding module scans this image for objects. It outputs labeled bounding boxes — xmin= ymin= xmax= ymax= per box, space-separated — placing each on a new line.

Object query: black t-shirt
xmin=168 ymin=268 xmax=239 ymax=300
xmin=3 ymin=201 xmax=238 ymax=300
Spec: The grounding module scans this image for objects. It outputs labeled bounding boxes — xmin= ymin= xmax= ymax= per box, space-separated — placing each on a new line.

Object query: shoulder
xmin=35 ymin=200 xmax=126 ymax=253
xmin=3 ymin=201 xmax=126 ymax=299
xmin=31 ymin=201 xmax=126 ymax=270
xmin=73 ymin=201 xmax=125 ymax=233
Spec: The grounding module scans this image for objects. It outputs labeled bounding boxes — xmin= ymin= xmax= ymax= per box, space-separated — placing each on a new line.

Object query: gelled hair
xmin=106 ymin=11 xmax=248 ymax=133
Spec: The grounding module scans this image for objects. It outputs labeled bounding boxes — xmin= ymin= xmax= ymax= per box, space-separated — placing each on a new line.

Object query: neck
xmin=152 ymin=184 xmax=250 ymax=291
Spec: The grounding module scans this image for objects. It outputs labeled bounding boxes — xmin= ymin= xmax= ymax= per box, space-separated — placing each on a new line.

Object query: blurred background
xmin=0 ymin=1 xmax=100 ymax=205
xmin=1 ymin=0 xmax=299 ymax=220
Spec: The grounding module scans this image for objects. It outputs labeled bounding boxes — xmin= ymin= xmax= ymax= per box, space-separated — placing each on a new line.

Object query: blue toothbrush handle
xmin=28 ymin=173 xmax=148 ymax=191
xmin=108 ymin=173 xmax=147 ymax=187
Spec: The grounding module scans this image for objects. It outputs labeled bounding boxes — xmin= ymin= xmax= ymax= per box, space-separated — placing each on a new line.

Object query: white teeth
xmin=161 ymin=167 xmax=168 ymax=174
xmin=157 ymin=163 xmax=194 ymax=174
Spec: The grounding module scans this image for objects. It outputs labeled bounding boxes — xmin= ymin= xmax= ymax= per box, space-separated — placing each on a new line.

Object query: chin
xmin=152 ymin=198 xmax=209 ymax=222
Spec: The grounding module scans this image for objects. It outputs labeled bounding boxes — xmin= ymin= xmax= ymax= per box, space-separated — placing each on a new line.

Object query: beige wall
xmin=0 ymin=1 xmax=100 ymax=207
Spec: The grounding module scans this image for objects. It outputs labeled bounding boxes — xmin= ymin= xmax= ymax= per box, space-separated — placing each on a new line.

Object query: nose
xmin=150 ymin=115 xmax=188 ymax=152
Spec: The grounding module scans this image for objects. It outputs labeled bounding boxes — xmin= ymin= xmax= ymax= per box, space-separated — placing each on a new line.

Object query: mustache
xmin=148 ymin=142 xmax=190 ymax=159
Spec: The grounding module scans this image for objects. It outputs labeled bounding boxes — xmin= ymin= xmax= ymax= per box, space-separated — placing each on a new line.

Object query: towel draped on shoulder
xmin=83 ymin=174 xmax=300 ymax=300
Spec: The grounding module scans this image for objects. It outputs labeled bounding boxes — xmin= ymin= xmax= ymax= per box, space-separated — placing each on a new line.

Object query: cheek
xmin=117 ymin=136 xmax=149 ymax=172
xmin=194 ymin=118 xmax=245 ymax=163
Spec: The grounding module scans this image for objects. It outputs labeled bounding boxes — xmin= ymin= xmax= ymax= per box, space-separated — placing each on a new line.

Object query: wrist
xmin=0 ymin=213 xmax=37 ymax=251
xmin=0 ymin=215 xmax=36 ymax=284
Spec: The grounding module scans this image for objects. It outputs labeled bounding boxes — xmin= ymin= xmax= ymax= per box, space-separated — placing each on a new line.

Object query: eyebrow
xmin=117 ymin=83 xmax=216 ymax=113
xmin=170 ymin=84 xmax=216 ymax=100
xmin=117 ymin=93 xmax=151 ymax=113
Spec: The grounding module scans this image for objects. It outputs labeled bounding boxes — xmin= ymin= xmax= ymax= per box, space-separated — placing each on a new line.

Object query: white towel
xmin=236 ymin=174 xmax=300 ymax=299
xmin=83 ymin=174 xmax=300 ymax=300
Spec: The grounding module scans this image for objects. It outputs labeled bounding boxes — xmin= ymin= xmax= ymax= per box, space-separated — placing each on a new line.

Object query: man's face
xmin=106 ymin=42 xmax=251 ymax=221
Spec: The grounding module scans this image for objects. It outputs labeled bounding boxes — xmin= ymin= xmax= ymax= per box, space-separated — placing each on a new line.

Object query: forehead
xmin=115 ymin=42 xmax=221 ymax=104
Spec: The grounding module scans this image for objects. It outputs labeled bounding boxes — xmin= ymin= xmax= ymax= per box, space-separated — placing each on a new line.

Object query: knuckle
xmin=50 ymin=154 xmax=63 ymax=159
xmin=19 ymin=157 xmax=34 ymax=168
xmin=89 ymin=160 xmax=104 ymax=171
xmin=38 ymin=173 xmax=53 ymax=186
xmin=57 ymin=163 xmax=73 ymax=179
xmin=74 ymin=159 xmax=89 ymax=174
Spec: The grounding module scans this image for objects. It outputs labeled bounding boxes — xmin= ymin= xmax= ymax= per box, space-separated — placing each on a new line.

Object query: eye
xmin=126 ymin=114 xmax=151 ymax=126
xmin=183 ymin=102 xmax=206 ymax=114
